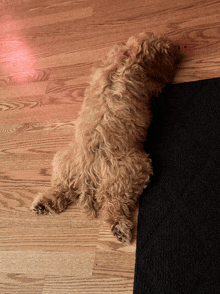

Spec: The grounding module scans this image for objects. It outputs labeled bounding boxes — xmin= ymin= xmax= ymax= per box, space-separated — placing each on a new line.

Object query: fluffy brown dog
xmin=31 ymin=33 xmax=182 ymax=243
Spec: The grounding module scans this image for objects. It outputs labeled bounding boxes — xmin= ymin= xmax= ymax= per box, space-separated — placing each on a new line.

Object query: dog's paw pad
xmin=111 ymin=222 xmax=132 ymax=244
xmin=31 ymin=201 xmax=51 ymax=215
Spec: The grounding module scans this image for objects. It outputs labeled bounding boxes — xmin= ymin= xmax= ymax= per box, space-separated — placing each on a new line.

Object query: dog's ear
xmin=104 ymin=43 xmax=139 ymax=73
xmin=126 ymin=36 xmax=139 ymax=48
xmin=126 ymin=36 xmax=142 ymax=57
xmin=126 ymin=32 xmax=155 ymax=55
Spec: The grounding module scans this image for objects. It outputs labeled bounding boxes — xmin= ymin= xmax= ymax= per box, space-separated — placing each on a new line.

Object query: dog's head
xmin=127 ymin=33 xmax=182 ymax=83
xmin=105 ymin=32 xmax=182 ymax=84
xmin=130 ymin=33 xmax=182 ymax=84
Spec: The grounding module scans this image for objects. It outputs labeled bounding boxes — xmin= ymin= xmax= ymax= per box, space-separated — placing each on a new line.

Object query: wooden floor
xmin=0 ymin=0 xmax=220 ymax=293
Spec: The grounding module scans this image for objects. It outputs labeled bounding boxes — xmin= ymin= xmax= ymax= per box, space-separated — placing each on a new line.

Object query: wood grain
xmin=1 ymin=0 xmax=220 ymax=293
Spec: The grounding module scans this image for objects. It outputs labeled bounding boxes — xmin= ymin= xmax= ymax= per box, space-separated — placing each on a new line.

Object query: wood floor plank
xmin=1 ymin=1 xmax=92 ymax=33
xmin=0 ymin=250 xmax=95 ymax=277
xmin=0 ymin=272 xmax=44 ymax=294
xmin=0 ymin=208 xmax=100 ymax=251
xmin=0 ymin=102 xmax=82 ymax=124
xmin=43 ymin=276 xmax=134 ymax=294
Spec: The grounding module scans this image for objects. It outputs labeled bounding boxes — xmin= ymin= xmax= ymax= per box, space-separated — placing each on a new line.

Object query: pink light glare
xmin=1 ymin=14 xmax=36 ymax=83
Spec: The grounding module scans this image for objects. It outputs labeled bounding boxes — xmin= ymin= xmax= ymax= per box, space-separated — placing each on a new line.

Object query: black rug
xmin=133 ymin=78 xmax=220 ymax=294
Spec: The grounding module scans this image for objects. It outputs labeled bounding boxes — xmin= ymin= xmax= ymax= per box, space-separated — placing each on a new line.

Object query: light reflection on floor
xmin=1 ymin=14 xmax=36 ymax=84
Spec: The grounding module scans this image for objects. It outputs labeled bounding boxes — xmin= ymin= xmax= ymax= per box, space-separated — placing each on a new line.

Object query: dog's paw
xmin=111 ymin=222 xmax=132 ymax=244
xmin=31 ymin=201 xmax=51 ymax=215
xmin=30 ymin=193 xmax=53 ymax=215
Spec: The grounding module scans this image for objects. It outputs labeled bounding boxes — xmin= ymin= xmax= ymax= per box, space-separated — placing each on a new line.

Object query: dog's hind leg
xmin=102 ymin=198 xmax=136 ymax=244
xmin=31 ymin=145 xmax=80 ymax=215
xmin=30 ymin=187 xmax=75 ymax=215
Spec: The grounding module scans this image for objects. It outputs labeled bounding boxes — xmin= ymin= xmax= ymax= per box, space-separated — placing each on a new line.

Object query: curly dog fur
xmin=31 ymin=32 xmax=182 ymax=243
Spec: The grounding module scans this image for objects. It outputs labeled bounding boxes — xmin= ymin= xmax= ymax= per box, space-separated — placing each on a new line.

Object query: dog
xmin=31 ymin=32 xmax=182 ymax=244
